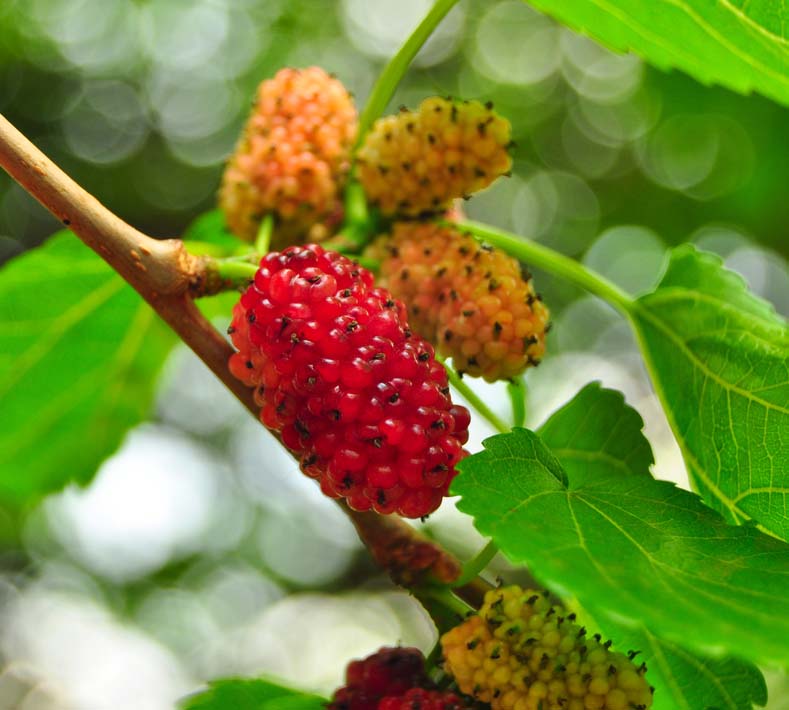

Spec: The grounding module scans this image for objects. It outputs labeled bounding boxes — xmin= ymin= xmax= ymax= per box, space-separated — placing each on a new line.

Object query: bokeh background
xmin=1 ymin=0 xmax=788 ymax=708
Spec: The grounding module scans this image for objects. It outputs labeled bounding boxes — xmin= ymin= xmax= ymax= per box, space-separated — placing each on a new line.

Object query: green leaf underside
xmin=534 ymin=384 xmax=766 ymax=708
xmin=608 ymin=625 xmax=767 ymax=710
xmin=453 ymin=427 xmax=789 ymax=666
xmin=0 ymin=232 xmax=175 ymax=512
xmin=181 ymin=678 xmax=327 ymax=710
xmin=537 ymin=382 xmax=654 ymax=485
xmin=523 ymin=0 xmax=789 ymax=108
xmin=631 ymin=245 xmax=789 ymax=541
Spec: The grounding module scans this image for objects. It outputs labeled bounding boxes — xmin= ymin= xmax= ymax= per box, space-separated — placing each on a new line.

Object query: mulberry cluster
xmin=220 ymin=67 xmax=357 ymax=244
xmin=441 ymin=586 xmax=653 ymax=710
xmin=357 ymin=97 xmax=512 ymax=216
xmin=228 ymin=244 xmax=471 ymax=518
xmin=366 ymin=223 xmax=549 ymax=382
xmin=329 ymin=648 xmax=473 ymax=710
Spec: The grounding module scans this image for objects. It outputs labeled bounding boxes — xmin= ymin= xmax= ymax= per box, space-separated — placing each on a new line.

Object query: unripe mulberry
xmin=366 ymin=223 xmax=548 ymax=382
xmin=379 ymin=688 xmax=473 ymax=710
xmin=357 ymin=97 xmax=511 ymax=216
xmin=220 ymin=67 xmax=357 ymax=243
xmin=328 ymin=647 xmax=430 ymax=710
xmin=228 ymin=244 xmax=470 ymax=518
xmin=441 ymin=587 xmax=654 ymax=710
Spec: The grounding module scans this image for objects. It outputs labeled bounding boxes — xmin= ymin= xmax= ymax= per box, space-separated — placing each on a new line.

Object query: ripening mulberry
xmin=441 ymin=587 xmax=654 ymax=710
xmin=220 ymin=67 xmax=357 ymax=243
xmin=366 ymin=223 xmax=549 ymax=382
xmin=328 ymin=647 xmax=431 ymax=710
xmin=228 ymin=244 xmax=471 ymax=518
xmin=379 ymin=688 xmax=473 ymax=710
xmin=357 ymin=97 xmax=512 ymax=216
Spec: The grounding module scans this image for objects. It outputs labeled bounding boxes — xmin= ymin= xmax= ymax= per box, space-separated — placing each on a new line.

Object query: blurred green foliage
xmin=1 ymin=0 xmax=787 ymax=266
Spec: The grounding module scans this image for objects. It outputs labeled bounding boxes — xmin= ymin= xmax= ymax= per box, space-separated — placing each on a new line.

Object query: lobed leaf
xmin=631 ymin=245 xmax=789 ymax=540
xmin=524 ymin=0 xmax=789 ymax=108
xmin=0 ymin=233 xmax=175 ymax=518
xmin=537 ymin=382 xmax=654 ymax=484
xmin=453 ymin=426 xmax=789 ymax=666
xmin=533 ymin=384 xmax=767 ymax=708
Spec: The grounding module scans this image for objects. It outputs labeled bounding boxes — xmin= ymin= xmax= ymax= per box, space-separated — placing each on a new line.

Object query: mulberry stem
xmin=507 ymin=376 xmax=527 ymax=428
xmin=423 ymin=586 xmax=475 ymax=618
xmin=438 ymin=355 xmax=509 ymax=434
xmin=214 ymin=259 xmax=258 ymax=287
xmin=344 ymin=180 xmax=371 ymax=230
xmin=454 ymin=539 xmax=499 ymax=588
xmin=451 ymin=220 xmax=635 ymax=315
xmin=356 ymin=0 xmax=461 ymax=146
xmin=254 ymin=213 xmax=274 ymax=254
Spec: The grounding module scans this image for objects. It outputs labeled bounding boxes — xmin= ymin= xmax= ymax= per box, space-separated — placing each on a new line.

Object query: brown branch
xmin=0 ymin=112 xmax=485 ymax=602
xmin=343 ymin=503 xmax=461 ymax=586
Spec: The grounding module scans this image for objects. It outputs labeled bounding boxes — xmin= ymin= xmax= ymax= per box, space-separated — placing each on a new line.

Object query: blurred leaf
xmin=535 ymin=385 xmax=766 ymax=709
xmin=537 ymin=382 xmax=654 ymax=484
xmin=0 ymin=232 xmax=175 ymax=516
xmin=524 ymin=0 xmax=789 ymax=108
xmin=183 ymin=209 xmax=249 ymax=256
xmin=631 ymin=245 xmax=789 ymax=540
xmin=181 ymin=678 xmax=327 ymax=710
xmin=453 ymin=427 xmax=789 ymax=666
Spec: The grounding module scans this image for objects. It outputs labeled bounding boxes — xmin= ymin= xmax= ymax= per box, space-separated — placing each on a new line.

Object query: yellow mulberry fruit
xmin=357 ymin=97 xmax=512 ymax=216
xmin=441 ymin=586 xmax=654 ymax=710
xmin=365 ymin=223 xmax=548 ymax=382
xmin=220 ymin=67 xmax=357 ymax=244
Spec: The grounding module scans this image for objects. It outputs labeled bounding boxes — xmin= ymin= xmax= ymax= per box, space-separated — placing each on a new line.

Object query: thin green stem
xmin=215 ymin=259 xmax=258 ymax=283
xmin=356 ymin=0 xmax=461 ymax=146
xmin=422 ymin=586 xmax=474 ymax=618
xmin=507 ymin=375 xmax=527 ymax=428
xmin=454 ymin=539 xmax=499 ymax=588
xmin=438 ymin=355 xmax=509 ymax=434
xmin=344 ymin=180 xmax=370 ymax=229
xmin=452 ymin=220 xmax=635 ymax=315
xmin=254 ymin=213 xmax=274 ymax=255
xmin=424 ymin=642 xmax=443 ymax=673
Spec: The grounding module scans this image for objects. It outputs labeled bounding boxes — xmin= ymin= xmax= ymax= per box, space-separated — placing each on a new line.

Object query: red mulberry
xmin=357 ymin=97 xmax=512 ymax=216
xmin=228 ymin=244 xmax=470 ymax=518
xmin=328 ymin=647 xmax=430 ymax=710
xmin=441 ymin=586 xmax=654 ymax=710
xmin=366 ymin=223 xmax=549 ymax=382
xmin=220 ymin=67 xmax=357 ymax=243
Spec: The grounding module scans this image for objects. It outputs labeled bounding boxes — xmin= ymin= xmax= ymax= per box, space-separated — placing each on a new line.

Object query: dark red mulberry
xmin=328 ymin=647 xmax=430 ymax=710
xmin=379 ymin=688 xmax=473 ymax=710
